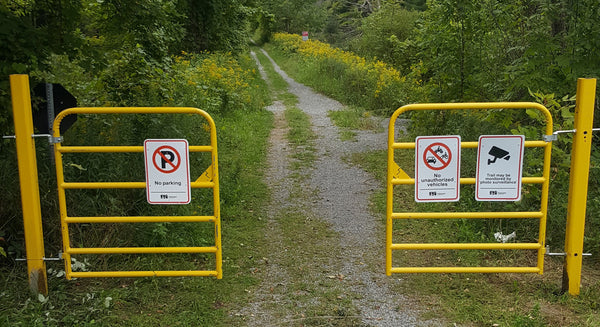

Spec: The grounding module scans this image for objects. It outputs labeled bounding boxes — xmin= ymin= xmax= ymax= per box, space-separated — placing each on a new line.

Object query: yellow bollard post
xmin=10 ymin=74 xmax=48 ymax=295
xmin=562 ymin=78 xmax=597 ymax=295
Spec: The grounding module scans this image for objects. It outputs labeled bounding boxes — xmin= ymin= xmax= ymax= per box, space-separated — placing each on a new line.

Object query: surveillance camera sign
xmin=476 ymin=135 xmax=524 ymax=201
xmin=144 ymin=139 xmax=191 ymax=204
xmin=415 ymin=136 xmax=461 ymax=202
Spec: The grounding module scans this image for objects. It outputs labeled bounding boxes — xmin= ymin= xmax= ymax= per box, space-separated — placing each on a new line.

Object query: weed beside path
xmin=237 ymin=48 xmax=438 ymax=326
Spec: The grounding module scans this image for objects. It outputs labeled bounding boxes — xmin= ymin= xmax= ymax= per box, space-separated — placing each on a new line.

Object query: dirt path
xmin=237 ymin=49 xmax=437 ymax=326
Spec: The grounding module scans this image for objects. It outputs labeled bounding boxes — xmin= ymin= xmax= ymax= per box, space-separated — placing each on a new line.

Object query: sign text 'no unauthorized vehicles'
xmin=415 ymin=135 xmax=461 ymax=202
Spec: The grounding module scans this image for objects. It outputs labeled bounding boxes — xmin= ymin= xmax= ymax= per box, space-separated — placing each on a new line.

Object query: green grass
xmin=244 ymin=44 xmax=364 ymax=325
xmin=264 ymin=41 xmax=600 ymax=325
xmin=251 ymin=46 xmax=295 ymax=105
xmin=0 ymin=86 xmax=274 ymax=327
xmin=328 ymin=106 xmax=384 ymax=141
xmin=253 ymin=44 xmax=318 ymax=171
xmin=346 ymin=149 xmax=600 ymax=327
xmin=271 ymin=101 xmax=362 ymax=326
xmin=285 ymin=107 xmax=317 ymax=171
xmin=261 ymin=207 xmax=362 ymax=326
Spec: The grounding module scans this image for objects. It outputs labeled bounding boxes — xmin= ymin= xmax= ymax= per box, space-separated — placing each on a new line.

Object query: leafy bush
xmin=405 ymin=90 xmax=600 ymax=258
xmin=349 ymin=2 xmax=419 ymax=73
xmin=0 ymin=48 xmax=269 ymax=265
xmin=269 ymin=32 xmax=409 ymax=114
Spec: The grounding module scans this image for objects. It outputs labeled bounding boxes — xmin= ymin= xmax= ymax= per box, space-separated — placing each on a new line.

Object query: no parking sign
xmin=144 ymin=139 xmax=191 ymax=204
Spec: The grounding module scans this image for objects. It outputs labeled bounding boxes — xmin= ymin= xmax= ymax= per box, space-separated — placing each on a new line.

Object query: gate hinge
xmin=544 ymin=129 xmax=577 ymax=142
xmin=545 ymin=245 xmax=592 ymax=257
xmin=49 ymin=136 xmax=63 ymax=144
xmin=544 ymin=128 xmax=600 ymax=142
xmin=3 ymin=134 xmax=62 ymax=144
xmin=15 ymin=253 xmax=63 ymax=262
xmin=31 ymin=134 xmax=63 ymax=144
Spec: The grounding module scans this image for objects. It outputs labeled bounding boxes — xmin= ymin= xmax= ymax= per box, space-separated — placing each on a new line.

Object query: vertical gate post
xmin=562 ymin=78 xmax=597 ymax=295
xmin=10 ymin=74 xmax=48 ymax=295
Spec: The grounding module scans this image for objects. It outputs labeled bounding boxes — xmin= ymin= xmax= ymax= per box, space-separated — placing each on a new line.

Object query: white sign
xmin=144 ymin=139 xmax=191 ymax=204
xmin=302 ymin=31 xmax=308 ymax=41
xmin=415 ymin=136 xmax=461 ymax=202
xmin=476 ymin=135 xmax=525 ymax=201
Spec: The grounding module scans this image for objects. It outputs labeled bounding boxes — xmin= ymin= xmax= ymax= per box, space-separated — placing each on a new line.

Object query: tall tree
xmin=91 ymin=0 xmax=184 ymax=62
xmin=1 ymin=0 xmax=83 ymax=135
xmin=351 ymin=2 xmax=419 ymax=72
xmin=260 ymin=0 xmax=327 ymax=35
xmin=179 ymin=0 xmax=251 ymax=53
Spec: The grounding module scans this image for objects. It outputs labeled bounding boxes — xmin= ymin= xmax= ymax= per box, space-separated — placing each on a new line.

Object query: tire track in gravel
xmin=239 ymin=49 xmax=439 ymax=326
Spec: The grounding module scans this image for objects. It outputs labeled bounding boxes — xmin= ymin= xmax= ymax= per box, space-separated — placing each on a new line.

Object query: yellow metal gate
xmin=386 ymin=102 xmax=553 ymax=275
xmin=52 ymin=107 xmax=222 ymax=279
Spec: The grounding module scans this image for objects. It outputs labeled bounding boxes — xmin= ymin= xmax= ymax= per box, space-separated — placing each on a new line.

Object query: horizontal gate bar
xmin=392 ymin=176 xmax=545 ymax=185
xmin=61 ymin=181 xmax=214 ymax=189
xmin=65 ymin=215 xmax=215 ymax=223
xmin=55 ymin=106 xmax=214 ymax=115
xmin=58 ymin=145 xmax=213 ymax=153
xmin=53 ymin=106 xmax=223 ymax=281
xmin=391 ymin=211 xmax=543 ymax=219
xmin=69 ymin=270 xmax=218 ymax=278
xmin=391 ymin=242 xmax=542 ymax=250
xmin=392 ymin=140 xmax=547 ymax=149
xmin=67 ymin=246 xmax=217 ymax=254
xmin=390 ymin=267 xmax=541 ymax=274
xmin=386 ymin=102 xmax=552 ymax=276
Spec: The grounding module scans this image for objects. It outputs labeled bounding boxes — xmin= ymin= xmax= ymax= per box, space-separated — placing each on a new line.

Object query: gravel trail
xmin=240 ymin=49 xmax=438 ymax=326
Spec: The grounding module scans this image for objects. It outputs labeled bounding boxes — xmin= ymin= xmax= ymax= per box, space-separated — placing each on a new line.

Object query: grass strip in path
xmin=241 ymin=46 xmax=365 ymax=326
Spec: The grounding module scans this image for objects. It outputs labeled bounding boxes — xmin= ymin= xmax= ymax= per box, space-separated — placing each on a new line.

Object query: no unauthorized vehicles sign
xmin=476 ymin=135 xmax=524 ymax=201
xmin=415 ymin=136 xmax=461 ymax=202
xmin=144 ymin=139 xmax=191 ymax=204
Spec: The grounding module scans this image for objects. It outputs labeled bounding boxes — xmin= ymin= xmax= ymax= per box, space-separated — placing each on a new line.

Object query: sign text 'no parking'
xmin=144 ymin=139 xmax=191 ymax=204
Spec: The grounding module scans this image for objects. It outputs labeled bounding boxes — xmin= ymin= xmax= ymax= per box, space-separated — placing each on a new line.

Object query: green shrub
xmin=269 ymin=32 xmax=409 ymax=114
xmin=0 ymin=48 xmax=269 ymax=267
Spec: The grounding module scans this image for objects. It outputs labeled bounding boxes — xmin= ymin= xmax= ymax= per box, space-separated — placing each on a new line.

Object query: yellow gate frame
xmin=53 ymin=107 xmax=222 ymax=279
xmin=386 ymin=102 xmax=553 ymax=275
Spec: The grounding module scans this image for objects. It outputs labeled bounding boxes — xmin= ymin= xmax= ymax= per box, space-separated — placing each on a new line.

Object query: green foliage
xmin=328 ymin=107 xmax=383 ymax=141
xmin=250 ymin=7 xmax=276 ymax=44
xmin=1 ymin=32 xmax=268 ymax=269
xmin=179 ymin=0 xmax=252 ymax=54
xmin=350 ymin=2 xmax=419 ymax=71
xmin=0 ymin=5 xmax=42 ymax=136
xmin=527 ymin=91 xmax=600 ymax=257
xmin=259 ymin=0 xmax=327 ymax=35
xmin=322 ymin=0 xmax=425 ymax=48
xmin=409 ymin=0 xmax=600 ymax=102
xmin=89 ymin=0 xmax=184 ymax=62
xmin=349 ymin=145 xmax=600 ymax=327
xmin=1 ymin=43 xmax=273 ymax=327
xmin=404 ymin=0 xmax=427 ymax=11
xmin=267 ymin=33 xmax=409 ymax=114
